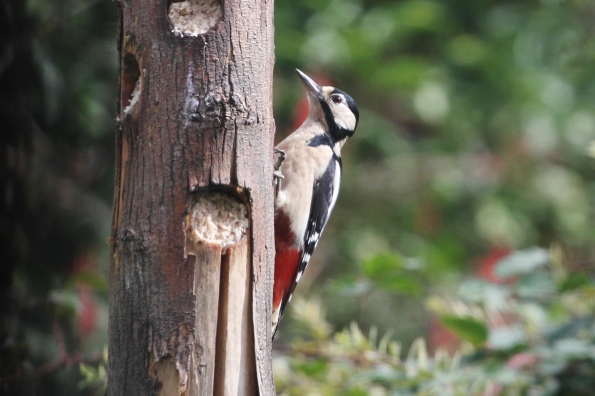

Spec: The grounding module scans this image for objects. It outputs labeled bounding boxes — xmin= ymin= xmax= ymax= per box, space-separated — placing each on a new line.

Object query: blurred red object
xmin=71 ymin=252 xmax=98 ymax=339
xmin=429 ymin=247 xmax=511 ymax=352
xmin=476 ymin=247 xmax=510 ymax=285
xmin=429 ymin=316 xmax=460 ymax=354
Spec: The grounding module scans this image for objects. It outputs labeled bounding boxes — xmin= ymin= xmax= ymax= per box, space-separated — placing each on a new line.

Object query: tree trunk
xmin=108 ymin=0 xmax=276 ymax=394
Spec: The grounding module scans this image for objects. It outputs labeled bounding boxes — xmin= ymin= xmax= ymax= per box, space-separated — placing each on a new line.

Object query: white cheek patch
xmin=331 ymin=104 xmax=357 ymax=131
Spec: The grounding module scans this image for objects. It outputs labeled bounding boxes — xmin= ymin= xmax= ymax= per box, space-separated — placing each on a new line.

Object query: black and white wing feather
xmin=287 ymin=155 xmax=342 ymax=300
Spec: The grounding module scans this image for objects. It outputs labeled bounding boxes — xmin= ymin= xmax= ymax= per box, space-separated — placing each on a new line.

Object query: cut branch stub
xmin=169 ymin=0 xmax=223 ymax=37
xmin=186 ymin=191 xmax=248 ymax=254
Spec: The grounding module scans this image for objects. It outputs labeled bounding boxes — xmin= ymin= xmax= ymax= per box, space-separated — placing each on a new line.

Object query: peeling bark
xmin=108 ymin=0 xmax=275 ymax=394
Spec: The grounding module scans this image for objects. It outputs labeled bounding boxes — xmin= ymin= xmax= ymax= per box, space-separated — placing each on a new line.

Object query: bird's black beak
xmin=296 ymin=69 xmax=322 ymax=97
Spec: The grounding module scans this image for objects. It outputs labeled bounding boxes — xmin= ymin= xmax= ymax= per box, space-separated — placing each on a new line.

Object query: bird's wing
xmin=283 ymin=156 xmax=342 ymax=312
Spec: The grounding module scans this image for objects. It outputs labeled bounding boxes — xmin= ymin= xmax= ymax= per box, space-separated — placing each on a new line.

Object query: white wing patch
xmin=301 ymin=253 xmax=311 ymax=264
xmin=328 ymin=160 xmax=341 ymax=215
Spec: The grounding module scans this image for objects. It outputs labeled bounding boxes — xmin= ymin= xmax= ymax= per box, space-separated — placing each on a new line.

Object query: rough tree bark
xmin=108 ymin=0 xmax=276 ymax=395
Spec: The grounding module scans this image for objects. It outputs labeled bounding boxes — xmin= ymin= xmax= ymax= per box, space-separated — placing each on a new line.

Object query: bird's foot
xmin=273 ymin=148 xmax=286 ymax=193
xmin=274 ymin=148 xmax=286 ymax=172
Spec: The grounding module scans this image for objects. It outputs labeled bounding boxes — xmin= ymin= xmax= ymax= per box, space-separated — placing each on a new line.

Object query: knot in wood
xmin=204 ymin=92 xmax=224 ymax=112
xmin=228 ymin=93 xmax=246 ymax=113
xmin=117 ymin=228 xmax=148 ymax=252
xmin=187 ymin=96 xmax=202 ymax=121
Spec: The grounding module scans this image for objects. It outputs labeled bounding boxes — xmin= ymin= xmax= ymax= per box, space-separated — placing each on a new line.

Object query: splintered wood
xmin=183 ymin=191 xmax=256 ymax=395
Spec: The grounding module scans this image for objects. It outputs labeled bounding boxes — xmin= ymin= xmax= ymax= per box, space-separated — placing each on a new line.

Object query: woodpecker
xmin=272 ymin=69 xmax=359 ymax=337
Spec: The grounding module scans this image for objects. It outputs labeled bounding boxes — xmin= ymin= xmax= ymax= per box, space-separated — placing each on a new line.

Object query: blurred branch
xmin=0 ymin=314 xmax=103 ymax=385
xmin=0 ymin=351 xmax=103 ymax=385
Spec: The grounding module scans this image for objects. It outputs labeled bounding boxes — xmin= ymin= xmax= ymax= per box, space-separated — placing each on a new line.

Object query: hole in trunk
xmin=121 ymin=53 xmax=141 ymax=113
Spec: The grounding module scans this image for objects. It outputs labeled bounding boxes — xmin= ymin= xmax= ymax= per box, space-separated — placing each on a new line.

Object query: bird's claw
xmin=273 ymin=149 xmax=286 ymax=196
xmin=274 ymin=148 xmax=286 ymax=171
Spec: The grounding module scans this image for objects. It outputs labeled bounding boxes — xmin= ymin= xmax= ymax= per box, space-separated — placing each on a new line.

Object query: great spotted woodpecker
xmin=272 ymin=70 xmax=359 ymax=337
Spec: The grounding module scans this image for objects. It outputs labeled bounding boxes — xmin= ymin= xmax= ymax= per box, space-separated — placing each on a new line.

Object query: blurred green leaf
xmin=348 ymin=367 xmax=404 ymax=388
xmin=48 ymin=289 xmax=79 ymax=317
xmin=395 ymin=0 xmax=447 ymax=32
xmin=588 ymin=141 xmax=595 ymax=158
xmin=78 ymin=362 xmax=107 ymax=391
xmin=362 ymin=253 xmax=422 ymax=295
xmin=559 ymin=273 xmax=592 ymax=293
xmin=327 ymin=277 xmax=373 ymax=297
xmin=362 ymin=252 xmax=404 ymax=276
xmin=294 ymin=358 xmax=328 ymax=376
xmin=372 ymin=58 xmax=430 ymax=89
xmin=440 ymin=315 xmax=488 ymax=346
xmin=381 ymin=276 xmax=422 ymax=295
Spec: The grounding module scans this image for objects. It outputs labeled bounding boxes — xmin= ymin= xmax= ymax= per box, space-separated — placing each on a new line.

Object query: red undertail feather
xmin=273 ymin=210 xmax=301 ymax=314
xmin=273 ymin=246 xmax=300 ymax=311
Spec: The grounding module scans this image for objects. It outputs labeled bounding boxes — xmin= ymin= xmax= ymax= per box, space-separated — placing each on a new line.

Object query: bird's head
xmin=297 ymin=69 xmax=359 ymax=143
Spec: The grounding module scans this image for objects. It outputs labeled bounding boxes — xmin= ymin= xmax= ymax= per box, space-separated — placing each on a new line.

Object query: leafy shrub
xmin=275 ymin=248 xmax=595 ymax=395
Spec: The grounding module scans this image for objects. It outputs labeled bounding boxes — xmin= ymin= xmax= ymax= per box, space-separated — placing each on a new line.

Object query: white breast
xmin=275 ymin=126 xmax=334 ymax=247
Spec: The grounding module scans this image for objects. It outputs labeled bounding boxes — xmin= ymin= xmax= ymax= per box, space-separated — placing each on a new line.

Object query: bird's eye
xmin=331 ymin=94 xmax=343 ymax=104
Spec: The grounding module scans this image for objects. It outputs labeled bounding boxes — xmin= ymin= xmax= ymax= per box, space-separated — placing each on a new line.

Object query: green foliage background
xmin=1 ymin=0 xmax=594 ymax=394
